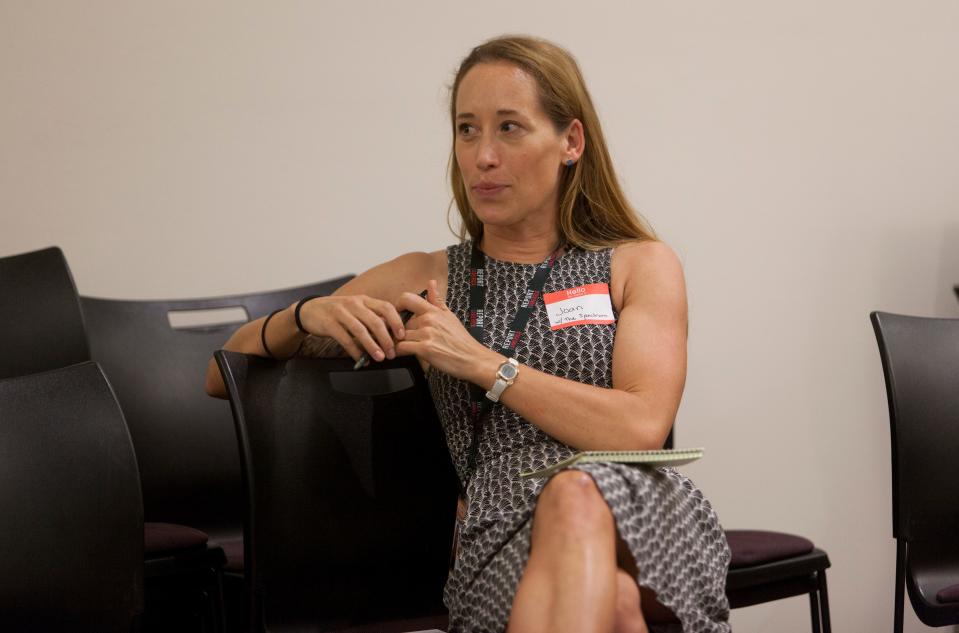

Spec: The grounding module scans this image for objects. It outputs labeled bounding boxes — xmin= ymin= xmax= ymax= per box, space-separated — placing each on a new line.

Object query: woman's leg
xmin=613 ymin=569 xmax=647 ymax=633
xmin=615 ymin=533 xmax=680 ymax=626
xmin=506 ymin=470 xmax=620 ymax=633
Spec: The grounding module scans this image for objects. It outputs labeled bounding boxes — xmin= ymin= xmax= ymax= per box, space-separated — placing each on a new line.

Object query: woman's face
xmin=455 ymin=62 xmax=575 ymax=232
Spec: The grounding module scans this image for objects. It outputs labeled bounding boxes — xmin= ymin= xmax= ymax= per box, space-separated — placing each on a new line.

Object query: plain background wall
xmin=3 ymin=1 xmax=958 ymax=630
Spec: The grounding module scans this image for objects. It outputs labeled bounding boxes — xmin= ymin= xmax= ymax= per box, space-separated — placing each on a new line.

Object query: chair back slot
xmin=329 ymin=366 xmax=415 ymax=396
xmin=167 ymin=306 xmax=250 ymax=330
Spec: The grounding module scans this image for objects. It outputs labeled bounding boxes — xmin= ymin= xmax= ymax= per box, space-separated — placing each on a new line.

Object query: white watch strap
xmin=485 ymin=358 xmax=518 ymax=402
xmin=486 ymin=377 xmax=508 ymax=402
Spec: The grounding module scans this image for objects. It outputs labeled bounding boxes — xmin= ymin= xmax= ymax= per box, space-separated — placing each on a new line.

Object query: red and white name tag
xmin=542 ymin=283 xmax=616 ymax=331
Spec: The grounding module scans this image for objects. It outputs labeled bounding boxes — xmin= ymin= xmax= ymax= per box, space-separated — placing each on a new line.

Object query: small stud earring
xmin=565 ymin=159 xmax=574 ymax=167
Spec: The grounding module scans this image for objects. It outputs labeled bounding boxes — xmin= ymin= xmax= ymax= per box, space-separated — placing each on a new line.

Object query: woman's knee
xmin=535 ymin=470 xmax=614 ymax=535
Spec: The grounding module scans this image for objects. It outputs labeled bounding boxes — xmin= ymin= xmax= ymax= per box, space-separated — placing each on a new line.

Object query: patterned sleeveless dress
xmin=427 ymin=241 xmax=731 ymax=633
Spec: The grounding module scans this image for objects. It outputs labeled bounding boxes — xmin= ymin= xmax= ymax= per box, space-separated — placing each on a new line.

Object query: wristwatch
xmin=486 ymin=357 xmax=519 ymax=403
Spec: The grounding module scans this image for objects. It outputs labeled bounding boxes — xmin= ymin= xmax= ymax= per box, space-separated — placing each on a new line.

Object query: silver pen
xmin=353 ymin=289 xmax=429 ymax=370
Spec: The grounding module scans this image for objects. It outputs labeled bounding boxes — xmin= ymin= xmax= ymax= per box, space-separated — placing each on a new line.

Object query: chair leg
xmin=808 ymin=584 xmax=822 ymax=633
xmin=195 ymin=565 xmax=226 ymax=633
xmin=818 ymin=570 xmax=831 ymax=633
xmin=894 ymin=540 xmax=906 ymax=633
xmin=214 ymin=566 xmax=226 ymax=633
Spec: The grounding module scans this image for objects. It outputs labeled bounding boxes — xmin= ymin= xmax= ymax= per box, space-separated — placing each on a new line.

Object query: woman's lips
xmin=472 ymin=184 xmax=508 ymax=198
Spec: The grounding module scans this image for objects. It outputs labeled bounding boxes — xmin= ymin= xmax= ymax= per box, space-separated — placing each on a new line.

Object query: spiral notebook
xmin=519 ymin=447 xmax=704 ymax=479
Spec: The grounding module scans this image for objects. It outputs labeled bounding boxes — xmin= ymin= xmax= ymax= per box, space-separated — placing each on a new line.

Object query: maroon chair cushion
xmin=937 ymin=584 xmax=959 ymax=603
xmin=217 ymin=537 xmax=244 ymax=572
xmin=726 ymin=530 xmax=815 ymax=569
xmin=144 ymin=522 xmax=209 ymax=555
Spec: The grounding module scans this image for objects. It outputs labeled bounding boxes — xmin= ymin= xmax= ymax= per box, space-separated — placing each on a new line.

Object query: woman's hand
xmin=395 ymin=279 xmax=499 ymax=382
xmin=297 ymin=294 xmax=406 ymax=363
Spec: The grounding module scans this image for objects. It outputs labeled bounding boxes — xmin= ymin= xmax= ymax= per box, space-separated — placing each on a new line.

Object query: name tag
xmin=543 ymin=283 xmax=616 ymax=331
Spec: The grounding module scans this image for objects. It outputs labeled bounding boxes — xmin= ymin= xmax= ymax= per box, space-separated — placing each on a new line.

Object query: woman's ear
xmin=563 ymin=119 xmax=585 ymax=163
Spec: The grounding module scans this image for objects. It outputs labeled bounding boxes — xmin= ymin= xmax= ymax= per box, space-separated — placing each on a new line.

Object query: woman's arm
xmin=203 ymin=250 xmax=445 ymax=398
xmin=395 ymin=241 xmax=686 ymax=451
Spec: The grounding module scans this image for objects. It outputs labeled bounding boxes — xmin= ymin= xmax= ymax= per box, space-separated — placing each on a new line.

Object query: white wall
xmin=3 ymin=2 xmax=958 ymax=631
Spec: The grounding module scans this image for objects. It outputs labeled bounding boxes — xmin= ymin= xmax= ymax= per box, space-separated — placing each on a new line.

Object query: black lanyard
xmin=465 ymin=241 xmax=563 ymax=482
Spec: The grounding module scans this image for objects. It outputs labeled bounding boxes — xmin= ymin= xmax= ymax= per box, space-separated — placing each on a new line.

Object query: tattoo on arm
xmin=298 ymin=335 xmax=347 ymax=358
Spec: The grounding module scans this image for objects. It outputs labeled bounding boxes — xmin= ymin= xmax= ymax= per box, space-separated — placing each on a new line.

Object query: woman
xmin=206 ymin=35 xmax=730 ymax=633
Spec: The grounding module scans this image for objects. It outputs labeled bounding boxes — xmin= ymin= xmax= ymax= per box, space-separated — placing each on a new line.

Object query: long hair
xmin=448 ymin=35 xmax=656 ymax=249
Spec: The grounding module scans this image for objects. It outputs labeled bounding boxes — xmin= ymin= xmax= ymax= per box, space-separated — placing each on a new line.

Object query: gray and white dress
xmin=428 ymin=241 xmax=731 ymax=633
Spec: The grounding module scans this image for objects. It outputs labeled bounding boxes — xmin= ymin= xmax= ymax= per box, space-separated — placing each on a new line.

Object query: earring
xmin=565 ymin=159 xmax=574 ymax=167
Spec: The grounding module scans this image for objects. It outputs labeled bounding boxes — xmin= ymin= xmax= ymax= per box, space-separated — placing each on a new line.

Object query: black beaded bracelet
xmin=294 ymin=295 xmax=322 ymax=334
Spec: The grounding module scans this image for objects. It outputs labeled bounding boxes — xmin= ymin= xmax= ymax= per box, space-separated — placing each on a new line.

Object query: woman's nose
xmin=475 ymin=138 xmax=499 ymax=170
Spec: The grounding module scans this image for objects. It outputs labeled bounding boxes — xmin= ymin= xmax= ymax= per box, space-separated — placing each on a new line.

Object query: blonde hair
xmin=448 ymin=35 xmax=656 ymax=249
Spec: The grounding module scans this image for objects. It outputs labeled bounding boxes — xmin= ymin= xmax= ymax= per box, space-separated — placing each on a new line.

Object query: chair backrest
xmin=80 ymin=277 xmax=352 ymax=539
xmin=215 ymin=351 xmax=458 ymax=631
xmin=0 ymin=361 xmax=143 ymax=633
xmin=870 ymin=311 xmax=959 ymax=542
xmin=0 ymin=246 xmax=90 ymax=379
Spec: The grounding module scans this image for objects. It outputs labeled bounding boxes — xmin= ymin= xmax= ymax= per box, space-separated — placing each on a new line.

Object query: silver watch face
xmin=499 ymin=363 xmax=518 ymax=380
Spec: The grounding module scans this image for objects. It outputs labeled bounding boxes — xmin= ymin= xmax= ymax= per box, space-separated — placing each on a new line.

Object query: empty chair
xmin=0 ymin=246 xmax=89 ymax=379
xmin=663 ymin=430 xmax=832 ymax=631
xmin=871 ymin=311 xmax=959 ymax=631
xmin=0 ymin=246 xmax=229 ymax=631
xmin=0 ymin=362 xmax=143 ymax=632
xmin=81 ymin=276 xmax=352 ymax=547
xmin=215 ymin=352 xmax=458 ymax=633
xmin=724 ymin=529 xmax=831 ymax=632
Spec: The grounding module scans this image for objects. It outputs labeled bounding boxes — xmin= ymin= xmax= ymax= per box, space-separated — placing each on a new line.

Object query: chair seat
xmin=144 ymin=522 xmax=209 ymax=555
xmin=937 ymin=584 xmax=959 ymax=603
xmin=724 ymin=530 xmax=830 ymax=614
xmin=141 ymin=523 xmax=227 ymax=631
xmin=726 ymin=529 xmax=814 ymax=568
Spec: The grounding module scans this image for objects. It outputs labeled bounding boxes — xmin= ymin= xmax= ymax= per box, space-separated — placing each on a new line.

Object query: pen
xmin=353 ymin=289 xmax=429 ymax=370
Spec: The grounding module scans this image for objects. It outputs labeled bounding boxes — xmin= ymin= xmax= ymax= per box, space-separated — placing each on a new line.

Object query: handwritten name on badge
xmin=543 ymin=283 xmax=616 ymax=331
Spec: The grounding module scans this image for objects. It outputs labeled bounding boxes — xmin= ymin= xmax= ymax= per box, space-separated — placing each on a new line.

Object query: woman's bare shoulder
xmin=612 ymin=239 xmax=680 ymax=266
xmin=610 ymin=240 xmax=685 ymax=308
xmin=383 ymin=249 xmax=446 ymax=275
xmin=385 ymin=249 xmax=448 ymax=284
xmin=337 ymin=249 xmax=448 ymax=302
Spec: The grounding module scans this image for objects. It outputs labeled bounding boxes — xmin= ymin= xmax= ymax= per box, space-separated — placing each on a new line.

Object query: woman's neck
xmin=479 ymin=223 xmax=562 ymax=264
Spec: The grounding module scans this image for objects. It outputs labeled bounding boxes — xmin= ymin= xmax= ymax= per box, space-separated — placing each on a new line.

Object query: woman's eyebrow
xmin=456 ymin=109 xmax=524 ymax=120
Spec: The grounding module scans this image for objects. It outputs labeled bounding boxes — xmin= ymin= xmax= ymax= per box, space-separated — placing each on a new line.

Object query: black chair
xmin=0 ymin=246 xmax=89 ymax=379
xmin=0 ymin=362 xmax=143 ymax=632
xmin=871 ymin=311 xmax=959 ymax=631
xmin=215 ymin=352 xmax=459 ymax=633
xmin=83 ymin=279 xmax=352 ymax=631
xmin=0 ymin=246 xmax=229 ymax=631
xmin=80 ymin=277 xmax=352 ymax=551
xmin=665 ymin=432 xmax=831 ymax=631
xmin=724 ymin=530 xmax=831 ymax=632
